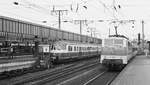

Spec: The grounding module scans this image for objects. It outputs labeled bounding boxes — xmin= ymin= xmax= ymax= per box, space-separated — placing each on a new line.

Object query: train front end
xmin=100 ymin=37 xmax=128 ymax=68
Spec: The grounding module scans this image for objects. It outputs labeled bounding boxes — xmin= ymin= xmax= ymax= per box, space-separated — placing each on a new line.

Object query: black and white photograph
xmin=0 ymin=0 xmax=150 ymax=85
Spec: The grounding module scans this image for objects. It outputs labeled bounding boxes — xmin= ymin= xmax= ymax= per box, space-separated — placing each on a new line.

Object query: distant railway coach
xmin=100 ymin=35 xmax=137 ymax=69
xmin=39 ymin=41 xmax=101 ymax=66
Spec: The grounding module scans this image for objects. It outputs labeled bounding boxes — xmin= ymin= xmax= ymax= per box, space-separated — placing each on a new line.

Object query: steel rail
xmin=106 ymin=72 xmax=119 ymax=85
xmin=83 ymin=71 xmax=107 ymax=85
xmin=12 ymin=59 xmax=99 ymax=85
xmin=11 ymin=63 xmax=77 ymax=85
xmin=83 ymin=71 xmax=119 ymax=85
xmin=26 ymin=62 xmax=100 ymax=85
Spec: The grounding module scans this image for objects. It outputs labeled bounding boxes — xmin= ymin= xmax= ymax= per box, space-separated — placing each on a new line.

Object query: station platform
xmin=111 ymin=55 xmax=150 ymax=85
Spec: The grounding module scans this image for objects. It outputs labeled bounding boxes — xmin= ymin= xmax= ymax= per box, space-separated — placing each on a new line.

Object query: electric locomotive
xmin=100 ymin=35 xmax=137 ymax=69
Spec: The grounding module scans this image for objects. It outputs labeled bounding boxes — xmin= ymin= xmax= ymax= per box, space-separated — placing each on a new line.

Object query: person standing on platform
xmin=9 ymin=46 xmax=13 ymax=59
xmin=144 ymin=49 xmax=149 ymax=57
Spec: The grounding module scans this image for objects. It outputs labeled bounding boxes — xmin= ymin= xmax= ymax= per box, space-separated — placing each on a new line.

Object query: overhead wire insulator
xmin=14 ymin=2 xmax=19 ymax=5
xmin=118 ymin=5 xmax=121 ymax=9
xmin=83 ymin=6 xmax=87 ymax=9
xmin=114 ymin=6 xmax=117 ymax=11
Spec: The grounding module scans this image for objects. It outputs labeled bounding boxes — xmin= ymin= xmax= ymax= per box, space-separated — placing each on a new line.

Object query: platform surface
xmin=111 ymin=55 xmax=150 ymax=85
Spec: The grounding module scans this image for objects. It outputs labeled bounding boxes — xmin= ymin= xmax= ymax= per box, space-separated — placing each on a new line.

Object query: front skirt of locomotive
xmin=102 ymin=59 xmax=123 ymax=65
xmin=102 ymin=59 xmax=126 ymax=70
xmin=100 ymin=55 xmax=127 ymax=69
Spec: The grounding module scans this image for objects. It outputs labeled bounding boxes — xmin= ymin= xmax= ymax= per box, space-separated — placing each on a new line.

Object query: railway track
xmin=22 ymin=62 xmax=99 ymax=85
xmin=4 ymin=57 xmax=99 ymax=85
xmin=83 ymin=71 xmax=119 ymax=85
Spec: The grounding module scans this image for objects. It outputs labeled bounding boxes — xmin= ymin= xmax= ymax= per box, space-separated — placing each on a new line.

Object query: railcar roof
xmin=54 ymin=40 xmax=100 ymax=45
xmin=39 ymin=40 xmax=100 ymax=46
xmin=109 ymin=35 xmax=129 ymax=40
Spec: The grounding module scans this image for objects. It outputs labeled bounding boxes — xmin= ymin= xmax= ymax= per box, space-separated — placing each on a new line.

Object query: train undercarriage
xmin=102 ymin=59 xmax=125 ymax=70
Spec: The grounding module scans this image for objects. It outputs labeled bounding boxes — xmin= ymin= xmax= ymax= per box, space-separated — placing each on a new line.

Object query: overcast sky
xmin=0 ymin=0 xmax=150 ymax=40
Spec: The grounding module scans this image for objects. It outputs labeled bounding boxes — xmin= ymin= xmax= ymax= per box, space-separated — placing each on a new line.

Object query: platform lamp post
xmin=142 ymin=20 xmax=145 ymax=50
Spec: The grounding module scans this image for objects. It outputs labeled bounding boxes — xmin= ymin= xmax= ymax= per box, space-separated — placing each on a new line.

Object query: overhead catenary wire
xmin=6 ymin=0 xmax=136 ymax=36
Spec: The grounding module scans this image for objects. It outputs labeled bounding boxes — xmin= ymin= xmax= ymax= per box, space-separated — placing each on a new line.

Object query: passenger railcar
xmin=39 ymin=40 xmax=101 ymax=66
xmin=100 ymin=35 xmax=137 ymax=69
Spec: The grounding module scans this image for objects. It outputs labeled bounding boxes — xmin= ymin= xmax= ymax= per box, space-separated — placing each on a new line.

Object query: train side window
xmin=68 ymin=46 xmax=72 ymax=51
xmin=79 ymin=47 xmax=81 ymax=51
xmin=70 ymin=46 xmax=72 ymax=51
xmin=74 ymin=46 xmax=76 ymax=51
xmin=68 ymin=46 xmax=70 ymax=51
xmin=77 ymin=47 xmax=79 ymax=51
xmin=51 ymin=45 xmax=56 ymax=50
xmin=87 ymin=47 xmax=89 ymax=50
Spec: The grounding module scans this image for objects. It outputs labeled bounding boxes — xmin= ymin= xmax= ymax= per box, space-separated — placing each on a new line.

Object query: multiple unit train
xmin=39 ymin=41 xmax=101 ymax=65
xmin=100 ymin=35 xmax=138 ymax=69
